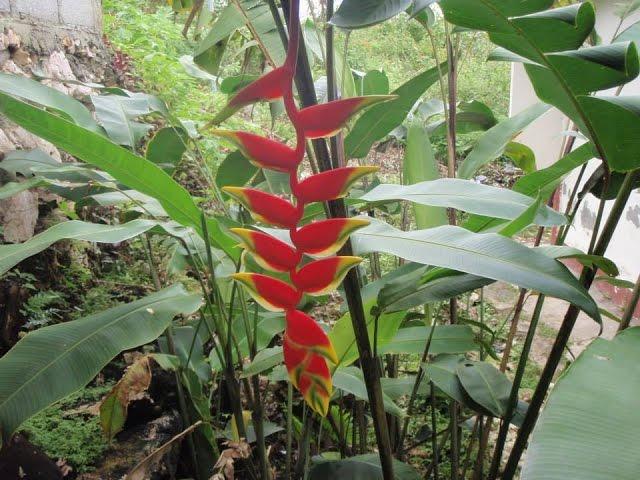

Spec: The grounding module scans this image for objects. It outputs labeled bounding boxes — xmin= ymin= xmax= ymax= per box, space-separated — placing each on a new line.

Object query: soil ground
xmin=485 ymin=281 xmax=638 ymax=369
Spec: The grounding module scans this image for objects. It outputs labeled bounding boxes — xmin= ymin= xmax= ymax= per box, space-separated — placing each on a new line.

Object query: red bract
xmin=295 ymin=166 xmax=379 ymax=204
xmin=230 ymin=228 xmax=301 ymax=272
xmin=283 ymin=336 xmax=332 ymax=416
xmin=211 ymin=67 xmax=288 ymax=124
xmin=297 ymin=96 xmax=395 ymax=138
xmin=212 ymin=130 xmax=299 ymax=173
xmin=231 ymin=273 xmax=301 ymax=312
xmin=285 ymin=309 xmax=338 ymax=364
xmin=216 ymin=0 xmax=383 ymax=416
xmin=291 ymin=218 xmax=370 ymax=257
xmin=292 ymin=256 xmax=362 ymax=296
xmin=222 ymin=187 xmax=301 ymax=228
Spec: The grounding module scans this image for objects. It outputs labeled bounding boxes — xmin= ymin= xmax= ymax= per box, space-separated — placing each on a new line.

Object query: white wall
xmin=510 ymin=0 xmax=640 ymax=284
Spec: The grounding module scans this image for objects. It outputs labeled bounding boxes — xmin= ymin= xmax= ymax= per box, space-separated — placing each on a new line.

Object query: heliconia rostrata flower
xmin=212 ymin=0 xmax=394 ymax=416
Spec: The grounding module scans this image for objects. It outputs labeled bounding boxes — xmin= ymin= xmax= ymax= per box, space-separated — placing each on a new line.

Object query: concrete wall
xmin=509 ymin=1 xmax=640 ymax=305
xmin=1 ymin=0 xmax=101 ymax=30
xmin=0 ymin=0 xmax=101 ymax=51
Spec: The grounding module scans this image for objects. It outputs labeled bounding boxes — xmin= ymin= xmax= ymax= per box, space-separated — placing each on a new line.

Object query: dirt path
xmin=484 ymin=281 xmax=636 ymax=368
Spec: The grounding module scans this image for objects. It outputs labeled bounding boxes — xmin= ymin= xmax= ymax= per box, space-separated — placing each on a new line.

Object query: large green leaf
xmin=91 ymin=95 xmax=153 ymax=148
xmin=146 ymin=126 xmax=187 ymax=171
xmin=456 ymin=360 xmax=511 ymax=417
xmin=362 ymin=178 xmax=566 ymax=227
xmin=215 ymin=150 xmax=258 ymax=195
xmin=310 ymin=454 xmax=420 ymax=480
xmin=0 ymin=73 xmax=101 ymax=133
xmin=330 ymin=0 xmax=413 ymax=29
xmin=402 ymin=123 xmax=447 ymax=229
xmin=0 ymin=220 xmax=165 ymax=275
xmin=351 ymin=218 xmax=600 ymax=321
xmin=0 ymin=91 xmax=234 ymax=252
xmin=195 ymin=0 xmax=284 ymax=74
xmin=333 ymin=367 xmax=404 ymax=417
xmin=345 ymin=63 xmax=446 ymax=158
xmin=0 ymin=178 xmax=46 ymax=200
xmin=380 ymin=325 xmax=477 ymax=355
xmin=463 ymin=142 xmax=596 ymax=233
xmin=522 ymin=327 xmax=640 ymax=480
xmin=457 ymin=103 xmax=551 ymax=179
xmin=379 ymin=269 xmax=493 ymax=313
xmin=241 ymin=346 xmax=284 ymax=378
xmin=440 ymin=1 xmax=640 ymax=172
xmin=328 ymin=265 xmax=414 ymax=367
xmin=423 ymin=354 xmax=467 ymax=404
xmin=0 ymin=285 xmax=202 ymax=443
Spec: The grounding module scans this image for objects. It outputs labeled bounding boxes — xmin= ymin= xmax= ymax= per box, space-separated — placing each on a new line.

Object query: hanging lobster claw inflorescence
xmin=212 ymin=0 xmax=394 ymax=416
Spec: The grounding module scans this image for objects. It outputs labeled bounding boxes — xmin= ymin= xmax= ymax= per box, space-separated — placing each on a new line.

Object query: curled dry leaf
xmin=212 ymin=441 xmax=251 ymax=480
xmin=99 ymin=354 xmax=153 ymax=440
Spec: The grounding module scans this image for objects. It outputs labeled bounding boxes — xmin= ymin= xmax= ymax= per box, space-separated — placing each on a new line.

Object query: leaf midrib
xmin=357 ymin=227 xmax=590 ymax=307
xmin=0 ymin=292 xmax=182 ymax=414
xmin=0 ymin=221 xmax=156 ymax=270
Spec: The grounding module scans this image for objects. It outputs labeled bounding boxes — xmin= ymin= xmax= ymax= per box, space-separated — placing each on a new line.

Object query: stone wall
xmin=0 ymin=0 xmax=108 ymax=243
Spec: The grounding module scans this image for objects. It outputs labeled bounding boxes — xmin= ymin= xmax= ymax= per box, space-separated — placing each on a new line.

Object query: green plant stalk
xmin=618 ymin=273 xmax=640 ymax=331
xmin=444 ymin=21 xmax=461 ymax=480
xmin=286 ymin=382 xmax=293 ymax=480
xmin=488 ymin=294 xmax=545 ymax=479
xmin=430 ymin=385 xmax=439 ymax=480
xmin=294 ymin=406 xmax=314 ymax=478
xmin=472 ymin=289 xmax=490 ymax=480
xmin=238 ymin=291 xmax=270 ymax=480
xmin=143 ymin=235 xmax=200 ymax=479
xmin=200 ymin=214 xmax=247 ymax=441
xmin=460 ymin=417 xmax=480 ymax=479
xmin=502 ymin=169 xmax=640 ymax=479
xmin=397 ymin=305 xmax=437 ymax=456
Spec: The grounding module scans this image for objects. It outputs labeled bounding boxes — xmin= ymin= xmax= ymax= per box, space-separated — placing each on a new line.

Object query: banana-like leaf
xmin=328 ymin=264 xmax=416 ymax=367
xmin=457 ymin=103 xmax=551 ymax=179
xmin=379 ymin=268 xmax=493 ymax=313
xmin=345 ymin=63 xmax=446 ymax=158
xmin=380 ymin=325 xmax=477 ymax=356
xmin=310 ymin=454 xmax=420 ymax=480
xmin=0 ymin=284 xmax=202 ymax=443
xmin=440 ymin=1 xmax=640 ymax=172
xmin=351 ymin=218 xmax=600 ymax=322
xmin=0 ymin=219 xmax=163 ymax=275
xmin=330 ymin=0 xmax=413 ymax=29
xmin=456 ymin=360 xmax=511 ymax=417
xmin=0 ymin=73 xmax=101 ymax=133
xmin=0 ymin=91 xmax=236 ymax=255
xmin=241 ymin=346 xmax=284 ymax=378
xmin=332 ymin=367 xmax=404 ymax=417
xmin=362 ymin=178 xmax=566 ymax=227
xmin=463 ymin=142 xmax=596 ymax=233
xmin=522 ymin=327 xmax=640 ymax=480
xmin=402 ymin=123 xmax=447 ymax=229
xmin=91 ymin=95 xmax=153 ymax=148
xmin=195 ymin=0 xmax=284 ymax=74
